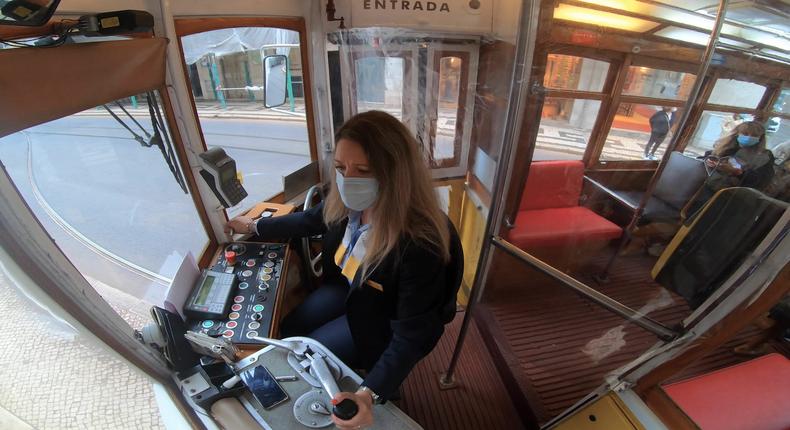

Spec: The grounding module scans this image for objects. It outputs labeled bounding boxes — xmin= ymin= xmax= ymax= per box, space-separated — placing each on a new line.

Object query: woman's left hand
xmin=331 ymin=391 xmax=374 ymax=430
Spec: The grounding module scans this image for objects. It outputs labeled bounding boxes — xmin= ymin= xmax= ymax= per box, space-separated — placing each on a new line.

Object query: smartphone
xmin=239 ymin=365 xmax=289 ymax=409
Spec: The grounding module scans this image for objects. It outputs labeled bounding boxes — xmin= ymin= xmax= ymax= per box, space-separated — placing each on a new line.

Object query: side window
xmin=425 ymin=47 xmax=476 ymax=174
xmin=766 ymin=87 xmax=790 ymax=162
xmin=599 ymin=66 xmax=693 ymax=161
xmin=0 ymin=92 xmax=208 ymax=329
xmin=341 ymin=35 xmax=478 ymax=177
xmin=683 ymin=79 xmax=768 ymax=158
xmin=708 ymin=79 xmax=766 ymax=109
xmin=180 ymin=27 xmax=313 ymax=216
xmin=536 ymin=54 xmax=609 ymax=161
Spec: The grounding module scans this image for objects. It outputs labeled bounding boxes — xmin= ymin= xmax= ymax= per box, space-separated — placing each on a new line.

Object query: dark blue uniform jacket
xmin=254 ymin=202 xmax=462 ymax=399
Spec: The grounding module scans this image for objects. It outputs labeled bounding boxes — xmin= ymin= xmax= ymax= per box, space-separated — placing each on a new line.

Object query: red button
xmin=224 ymin=250 xmax=237 ymax=265
xmin=222 ymin=330 xmax=234 ymax=338
xmin=233 ymin=295 xmax=244 ymax=303
xmin=231 ymin=304 xmax=242 ymax=312
xmin=226 ymin=321 xmax=238 ymax=329
xmin=246 ymin=259 xmax=256 ymax=267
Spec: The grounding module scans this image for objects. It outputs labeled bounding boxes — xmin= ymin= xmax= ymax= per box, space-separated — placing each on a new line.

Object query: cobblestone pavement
xmin=0 ymin=271 xmax=165 ymax=430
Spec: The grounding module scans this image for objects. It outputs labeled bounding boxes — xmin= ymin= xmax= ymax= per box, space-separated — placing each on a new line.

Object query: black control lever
xmin=333 ymin=398 xmax=359 ymax=420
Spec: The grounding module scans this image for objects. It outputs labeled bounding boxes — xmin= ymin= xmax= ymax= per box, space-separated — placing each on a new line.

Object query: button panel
xmin=187 ymin=242 xmax=286 ymax=345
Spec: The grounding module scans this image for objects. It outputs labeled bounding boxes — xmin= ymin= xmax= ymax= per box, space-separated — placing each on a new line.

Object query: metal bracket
xmin=437 ymin=373 xmax=459 ymax=390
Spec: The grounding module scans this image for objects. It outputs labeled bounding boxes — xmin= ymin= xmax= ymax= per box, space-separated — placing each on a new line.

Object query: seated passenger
xmin=226 ymin=111 xmax=456 ymax=430
xmin=687 ymin=121 xmax=775 ymax=217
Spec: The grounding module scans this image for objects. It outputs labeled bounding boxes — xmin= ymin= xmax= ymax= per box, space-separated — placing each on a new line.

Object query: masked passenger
xmin=687 ymin=121 xmax=775 ymax=217
xmin=226 ymin=110 xmax=459 ymax=430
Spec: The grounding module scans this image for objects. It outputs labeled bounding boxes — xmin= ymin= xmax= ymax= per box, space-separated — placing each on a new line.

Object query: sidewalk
xmin=0 ymin=272 xmax=164 ymax=429
xmin=536 ymin=120 xmax=668 ymax=161
xmin=75 ymin=100 xmax=309 ymax=123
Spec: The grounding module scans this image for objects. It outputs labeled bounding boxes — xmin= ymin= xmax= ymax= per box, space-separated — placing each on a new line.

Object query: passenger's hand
xmin=224 ymin=215 xmax=254 ymax=235
xmin=331 ymin=391 xmax=374 ymax=430
xmin=705 ymin=158 xmax=717 ymax=168
xmin=718 ymin=163 xmax=742 ymax=176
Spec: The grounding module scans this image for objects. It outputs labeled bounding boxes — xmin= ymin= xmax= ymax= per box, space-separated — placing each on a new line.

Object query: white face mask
xmin=335 ymin=170 xmax=379 ymax=211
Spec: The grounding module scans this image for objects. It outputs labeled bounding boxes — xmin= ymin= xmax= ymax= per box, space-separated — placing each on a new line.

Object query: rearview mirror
xmin=263 ymin=54 xmax=288 ymax=108
xmin=0 ymin=0 xmax=60 ymax=26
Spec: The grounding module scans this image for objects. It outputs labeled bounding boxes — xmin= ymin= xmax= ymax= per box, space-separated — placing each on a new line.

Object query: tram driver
xmin=226 ymin=111 xmax=461 ymax=429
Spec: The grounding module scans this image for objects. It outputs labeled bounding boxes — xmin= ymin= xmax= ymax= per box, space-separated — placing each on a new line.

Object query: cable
xmin=0 ymin=20 xmax=78 ymax=48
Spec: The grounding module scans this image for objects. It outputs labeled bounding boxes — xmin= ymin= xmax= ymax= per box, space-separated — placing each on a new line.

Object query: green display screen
xmin=195 ymin=276 xmax=215 ymax=306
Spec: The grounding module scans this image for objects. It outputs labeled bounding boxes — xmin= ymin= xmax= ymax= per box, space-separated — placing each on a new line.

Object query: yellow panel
xmin=457 ymin=191 xmax=486 ymax=306
xmin=554 ymin=394 xmax=644 ymax=430
xmin=554 ymin=4 xmax=660 ymax=33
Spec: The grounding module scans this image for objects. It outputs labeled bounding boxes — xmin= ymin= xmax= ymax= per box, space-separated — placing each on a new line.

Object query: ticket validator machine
xmin=198 ymin=147 xmax=248 ymax=208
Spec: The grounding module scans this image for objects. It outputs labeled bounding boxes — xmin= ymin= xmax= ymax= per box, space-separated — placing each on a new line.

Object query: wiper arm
xmin=102 ymin=104 xmax=148 ymax=146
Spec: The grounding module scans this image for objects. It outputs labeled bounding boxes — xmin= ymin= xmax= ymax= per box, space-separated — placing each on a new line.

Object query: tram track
xmin=23 ymin=132 xmax=171 ymax=287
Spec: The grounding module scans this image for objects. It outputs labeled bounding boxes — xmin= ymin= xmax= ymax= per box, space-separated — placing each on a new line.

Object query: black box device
xmin=184 ymin=269 xmax=237 ymax=320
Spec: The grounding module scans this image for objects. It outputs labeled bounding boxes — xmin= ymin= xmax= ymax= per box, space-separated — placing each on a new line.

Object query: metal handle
xmin=309 ymin=353 xmax=359 ymax=420
xmin=302 ymin=184 xmax=325 ymax=278
xmin=249 ymin=336 xmax=308 ymax=357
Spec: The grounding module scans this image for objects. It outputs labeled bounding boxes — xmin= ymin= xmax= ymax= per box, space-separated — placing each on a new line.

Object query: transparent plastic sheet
xmin=181 ymin=27 xmax=299 ymax=64
xmin=328 ymin=27 xmax=494 ymax=179
xmin=472 ymin=2 xmax=779 ymax=427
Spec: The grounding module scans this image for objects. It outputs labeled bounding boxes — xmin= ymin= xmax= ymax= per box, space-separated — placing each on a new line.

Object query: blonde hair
xmin=712 ymin=121 xmax=767 ymax=156
xmin=324 ymin=111 xmax=450 ymax=270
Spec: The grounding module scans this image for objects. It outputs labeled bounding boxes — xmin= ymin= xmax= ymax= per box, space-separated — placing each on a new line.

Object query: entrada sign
xmin=350 ymin=0 xmax=493 ymax=34
xmin=363 ymin=0 xmax=451 ymax=12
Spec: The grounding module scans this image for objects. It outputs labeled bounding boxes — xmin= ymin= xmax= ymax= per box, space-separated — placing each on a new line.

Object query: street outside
xmin=0 ymin=107 xmax=311 ymax=328
xmin=533 ymin=118 xmax=790 ymax=161
xmin=533 ymin=119 xmax=666 ymax=161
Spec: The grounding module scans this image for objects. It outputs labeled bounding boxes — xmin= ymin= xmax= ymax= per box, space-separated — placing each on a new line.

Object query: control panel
xmin=186 ymin=242 xmax=287 ymax=345
xmin=184 ymin=270 xmax=236 ymax=320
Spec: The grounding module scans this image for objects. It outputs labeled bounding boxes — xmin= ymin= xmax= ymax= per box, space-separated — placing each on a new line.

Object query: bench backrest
xmin=519 ymin=161 xmax=584 ymax=211
xmin=653 ymin=152 xmax=707 ymax=210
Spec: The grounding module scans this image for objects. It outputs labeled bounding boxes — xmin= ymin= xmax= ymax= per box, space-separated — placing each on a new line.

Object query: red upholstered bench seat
xmin=508 ymin=207 xmax=622 ymax=248
xmin=506 ymin=160 xmax=622 ymax=255
xmin=663 ymin=353 xmax=790 ymax=430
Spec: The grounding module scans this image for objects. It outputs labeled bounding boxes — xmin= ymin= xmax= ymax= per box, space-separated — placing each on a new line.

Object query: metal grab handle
xmin=309 ymin=353 xmax=359 ymax=420
xmin=249 ymin=336 xmax=308 ymax=358
xmin=302 ymin=185 xmax=325 ymax=278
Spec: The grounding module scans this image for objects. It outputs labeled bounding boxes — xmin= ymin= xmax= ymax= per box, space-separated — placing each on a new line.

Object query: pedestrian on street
xmin=644 ymin=106 xmax=676 ymax=160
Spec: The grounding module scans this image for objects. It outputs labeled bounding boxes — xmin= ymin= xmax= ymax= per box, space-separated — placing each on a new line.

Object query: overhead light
xmin=554 ymin=4 xmax=660 ymax=33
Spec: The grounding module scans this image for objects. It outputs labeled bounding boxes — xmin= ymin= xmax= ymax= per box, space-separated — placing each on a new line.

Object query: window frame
xmin=591 ymin=56 xmax=696 ymax=167
xmin=173 ymin=17 xmax=320 ymax=207
xmin=425 ymin=43 xmax=479 ymax=177
xmin=540 ymin=49 xmax=617 ymax=166
xmin=675 ymin=76 xmax=786 ymax=155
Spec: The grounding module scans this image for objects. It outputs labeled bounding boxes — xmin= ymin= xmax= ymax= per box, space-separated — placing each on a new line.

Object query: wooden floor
xmin=396 ymin=253 xmax=787 ymax=429
xmin=397 ymin=310 xmax=525 ymax=430
xmin=474 ymin=252 xmax=785 ymax=427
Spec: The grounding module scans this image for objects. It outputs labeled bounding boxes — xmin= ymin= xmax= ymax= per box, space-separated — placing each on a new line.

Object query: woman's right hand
xmin=224 ymin=215 xmax=255 ymax=235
